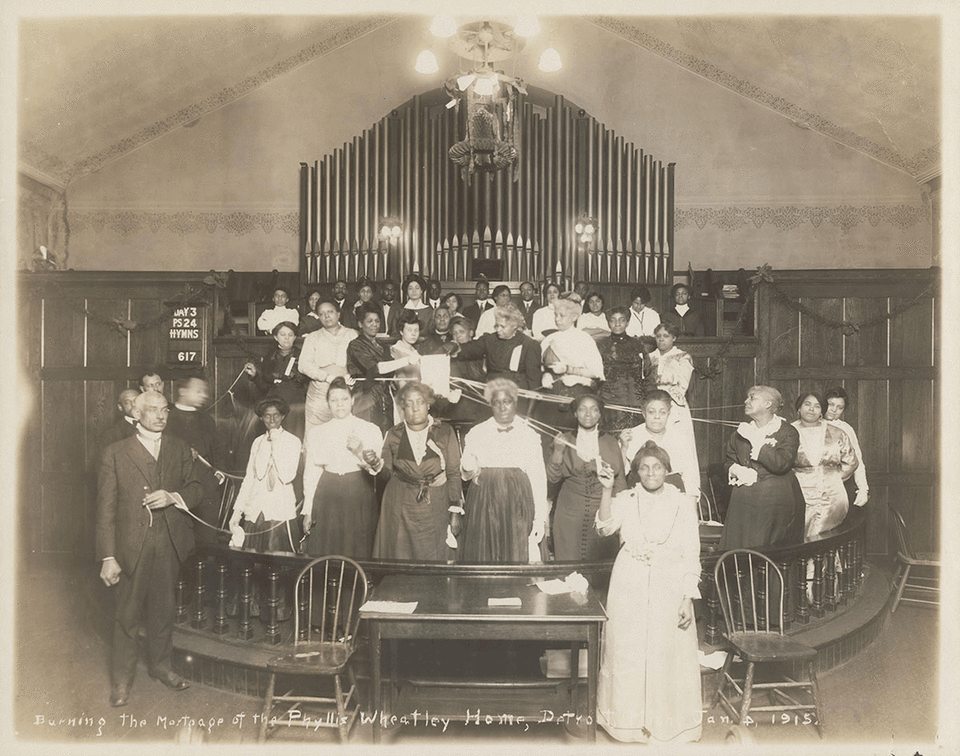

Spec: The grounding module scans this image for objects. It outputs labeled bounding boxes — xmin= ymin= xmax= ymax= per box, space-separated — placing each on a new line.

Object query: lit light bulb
xmin=574 ymin=222 xmax=584 ymax=234
xmin=380 ymin=225 xmax=391 ymax=238
xmin=584 ymin=223 xmax=595 ymax=234
xmin=514 ymin=14 xmax=540 ymax=38
xmin=538 ymin=48 xmax=562 ymax=72
xmin=415 ymin=49 xmax=439 ymax=75
xmin=391 ymin=225 xmax=402 ymax=238
xmin=430 ymin=15 xmax=458 ymax=38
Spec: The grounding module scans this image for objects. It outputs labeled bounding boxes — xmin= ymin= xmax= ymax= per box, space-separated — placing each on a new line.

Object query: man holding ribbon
xmin=96 ymin=390 xmax=201 ymax=707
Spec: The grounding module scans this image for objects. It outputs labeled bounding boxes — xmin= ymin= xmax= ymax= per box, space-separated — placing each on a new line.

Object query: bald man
xmin=96 ymin=391 xmax=201 ymax=707
xmin=99 ymin=389 xmax=141 ymax=451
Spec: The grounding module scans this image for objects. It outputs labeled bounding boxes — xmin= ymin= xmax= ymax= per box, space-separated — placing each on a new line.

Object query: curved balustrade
xmin=173 ymin=509 xmax=866 ymax=657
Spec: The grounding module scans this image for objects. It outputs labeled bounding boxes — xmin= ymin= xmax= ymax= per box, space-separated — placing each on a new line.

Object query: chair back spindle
xmin=715 ymin=550 xmax=786 ymax=636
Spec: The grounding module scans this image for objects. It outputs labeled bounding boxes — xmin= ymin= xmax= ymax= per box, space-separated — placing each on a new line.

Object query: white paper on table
xmin=419 ymin=354 xmax=450 ymax=396
xmin=533 ymin=579 xmax=571 ymax=595
xmin=488 ymin=597 xmax=522 ymax=607
xmin=359 ymin=600 xmax=418 ymax=614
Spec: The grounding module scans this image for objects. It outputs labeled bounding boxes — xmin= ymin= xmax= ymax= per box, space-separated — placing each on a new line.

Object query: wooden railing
xmin=173 ymin=509 xmax=866 ymax=653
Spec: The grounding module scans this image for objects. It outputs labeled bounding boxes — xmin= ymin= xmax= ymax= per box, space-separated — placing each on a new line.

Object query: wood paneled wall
xmin=754 ymin=268 xmax=939 ymax=555
xmin=18 ymin=272 xmax=217 ymax=563
xmin=19 ymin=267 xmax=938 ymax=561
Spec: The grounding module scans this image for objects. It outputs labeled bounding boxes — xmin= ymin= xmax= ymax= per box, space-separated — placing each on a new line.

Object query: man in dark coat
xmin=461 ymin=278 xmax=493 ymax=327
xmin=99 ymin=388 xmax=140 ymax=451
xmin=165 ymin=377 xmax=225 ymax=544
xmin=516 ymin=281 xmax=538 ymax=332
xmin=662 ymin=283 xmax=706 ymax=336
xmin=96 ymin=391 xmax=202 ymax=707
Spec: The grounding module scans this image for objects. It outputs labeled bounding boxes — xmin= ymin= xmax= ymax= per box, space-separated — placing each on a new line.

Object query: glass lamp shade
xmin=538 ymin=48 xmax=562 ymax=72
xmin=415 ymin=49 xmax=439 ymax=74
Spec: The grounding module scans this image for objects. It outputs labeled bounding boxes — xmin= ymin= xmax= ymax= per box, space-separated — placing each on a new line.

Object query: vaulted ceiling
xmin=18 ymin=13 xmax=941 ymax=188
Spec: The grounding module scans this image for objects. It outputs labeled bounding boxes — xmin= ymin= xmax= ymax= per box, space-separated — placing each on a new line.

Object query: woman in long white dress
xmin=650 ymin=321 xmax=695 ymax=442
xmin=595 ymin=441 xmax=702 ymax=744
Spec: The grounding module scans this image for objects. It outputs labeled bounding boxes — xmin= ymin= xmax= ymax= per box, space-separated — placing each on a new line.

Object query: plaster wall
xmin=65 ymin=15 xmax=931 ymax=273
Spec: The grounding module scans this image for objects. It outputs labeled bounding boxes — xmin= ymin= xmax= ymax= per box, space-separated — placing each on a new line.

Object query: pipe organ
xmin=300 ymin=91 xmax=675 ymax=286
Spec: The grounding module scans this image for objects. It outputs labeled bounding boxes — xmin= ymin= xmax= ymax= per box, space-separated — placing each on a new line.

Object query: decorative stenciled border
xmin=70 ymin=210 xmax=300 ymax=237
xmin=588 ymin=16 xmax=940 ymax=179
xmin=674 ymin=204 xmax=930 ymax=232
xmin=25 ymin=15 xmax=397 ymax=185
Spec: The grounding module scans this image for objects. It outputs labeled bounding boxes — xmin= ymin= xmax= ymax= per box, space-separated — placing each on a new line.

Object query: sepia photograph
xmin=7 ymin=0 xmax=956 ymax=752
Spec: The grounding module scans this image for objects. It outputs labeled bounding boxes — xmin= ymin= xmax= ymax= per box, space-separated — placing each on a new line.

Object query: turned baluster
xmin=796 ymin=555 xmax=811 ymax=625
xmin=237 ymin=564 xmax=254 ymax=640
xmin=191 ymin=556 xmax=207 ymax=629
xmin=811 ymin=553 xmax=826 ymax=619
xmin=838 ymin=542 xmax=852 ymax=606
xmin=175 ymin=571 xmax=188 ymax=624
xmin=212 ymin=561 xmax=229 ymax=635
xmin=298 ymin=579 xmax=310 ymax=641
xmin=264 ymin=564 xmax=282 ymax=645
xmin=824 ymin=548 xmax=838 ymax=611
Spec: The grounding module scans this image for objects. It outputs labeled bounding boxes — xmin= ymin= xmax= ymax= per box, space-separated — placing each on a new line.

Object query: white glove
xmin=736 ymin=422 xmax=762 ymax=445
xmin=447 ymin=388 xmax=462 ymax=404
xmin=729 ymin=463 xmax=758 ymax=487
xmin=853 ymin=489 xmax=869 ymax=507
xmin=229 ymin=525 xmax=245 ymax=548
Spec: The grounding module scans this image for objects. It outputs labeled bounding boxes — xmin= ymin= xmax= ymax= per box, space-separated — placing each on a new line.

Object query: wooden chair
xmin=889 ymin=505 xmax=940 ymax=613
xmin=713 ymin=549 xmax=824 ymax=738
xmin=258 ymin=556 xmax=369 ymax=743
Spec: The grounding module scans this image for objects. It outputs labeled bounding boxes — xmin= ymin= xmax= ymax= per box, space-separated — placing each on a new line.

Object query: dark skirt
xmin=303 ymin=471 xmax=378 ymax=559
xmin=460 ymin=468 xmax=535 ymax=563
xmin=242 ymin=512 xmax=302 ymax=554
xmin=552 ymin=492 xmax=620 ymax=562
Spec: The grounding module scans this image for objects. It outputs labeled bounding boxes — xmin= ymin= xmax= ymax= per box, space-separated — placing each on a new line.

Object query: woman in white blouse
xmin=460 ymin=378 xmax=548 ymax=563
xmin=302 ymin=378 xmax=384 ymax=558
xmin=228 ymin=397 xmax=302 ymax=553
xmin=531 ymin=282 xmax=562 ymax=340
xmin=650 ymin=321 xmax=695 ymax=442
xmin=298 ymin=300 xmax=358 ymax=433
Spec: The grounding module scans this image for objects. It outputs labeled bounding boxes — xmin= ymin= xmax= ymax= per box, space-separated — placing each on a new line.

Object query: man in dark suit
xmin=165 ymin=377 xmax=225 ymax=545
xmin=96 ymin=391 xmax=202 ymax=707
xmin=100 ymin=388 xmax=140 ymax=451
xmin=378 ymin=280 xmax=400 ymax=335
xmin=517 ymin=281 xmax=538 ymax=332
xmin=426 ymin=278 xmax=443 ymax=309
xmin=662 ymin=283 xmax=706 ymax=336
xmin=462 ymin=278 xmax=493 ymax=327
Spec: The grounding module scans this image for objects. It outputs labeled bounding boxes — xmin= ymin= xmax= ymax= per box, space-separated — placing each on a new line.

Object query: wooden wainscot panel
xmin=843 ymin=299 xmax=888 ymax=367
xmin=800 ymin=298 xmax=843 ymax=368
xmin=42 ymin=297 xmax=85 ymax=368
xmin=86 ymin=298 xmax=128 ymax=367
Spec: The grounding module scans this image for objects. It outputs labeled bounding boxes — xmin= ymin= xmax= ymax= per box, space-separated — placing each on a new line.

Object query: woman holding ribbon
xmin=372 ymin=381 xmax=463 ymax=561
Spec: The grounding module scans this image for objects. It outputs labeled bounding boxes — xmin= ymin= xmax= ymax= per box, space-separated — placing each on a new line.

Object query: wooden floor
xmin=13 ymin=557 xmax=941 ymax=748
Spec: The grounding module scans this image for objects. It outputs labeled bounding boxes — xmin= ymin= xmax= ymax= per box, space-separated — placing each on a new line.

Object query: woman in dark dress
xmin=372 ymin=381 xmax=463 ymax=561
xmin=719 ymin=385 xmax=805 ymax=550
xmin=242 ymin=320 xmax=308 ymax=439
xmin=346 ymin=303 xmax=411 ymax=434
xmin=451 ymin=303 xmax=542 ymax=391
xmin=460 ymin=378 xmax=549 ymax=563
xmin=597 ymin=306 xmax=656 ymax=432
xmin=302 ymin=378 xmax=384 ymax=558
xmin=547 ymin=394 xmax=626 ymax=561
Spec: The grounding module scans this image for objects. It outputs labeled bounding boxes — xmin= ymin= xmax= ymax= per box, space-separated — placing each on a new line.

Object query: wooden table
xmin=361 ymin=574 xmax=607 ymax=743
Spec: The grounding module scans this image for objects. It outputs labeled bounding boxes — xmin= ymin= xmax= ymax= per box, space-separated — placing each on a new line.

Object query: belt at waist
xmin=391 ymin=467 xmax=446 ymax=502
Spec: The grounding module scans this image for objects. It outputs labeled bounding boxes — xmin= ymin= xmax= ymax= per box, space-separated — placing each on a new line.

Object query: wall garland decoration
xmin=69 ymin=210 xmax=300 ymax=238
xmin=694 ymin=263 xmax=936 ymax=380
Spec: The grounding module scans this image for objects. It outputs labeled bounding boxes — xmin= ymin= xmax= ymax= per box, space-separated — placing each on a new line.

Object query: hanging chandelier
xmin=416 ymin=16 xmax=561 ymax=185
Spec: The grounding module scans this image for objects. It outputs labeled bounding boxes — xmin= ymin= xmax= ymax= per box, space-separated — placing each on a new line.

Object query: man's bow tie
xmin=497 ymin=426 xmax=514 ymax=433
